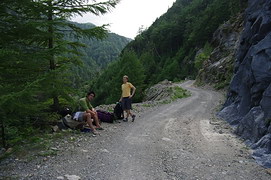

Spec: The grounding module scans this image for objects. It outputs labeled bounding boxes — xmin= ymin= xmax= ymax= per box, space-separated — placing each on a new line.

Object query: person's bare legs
xmin=124 ymin=110 xmax=135 ymax=122
xmin=126 ymin=110 xmax=134 ymax=117
xmin=93 ymin=112 xmax=102 ymax=128
xmin=128 ymin=110 xmax=136 ymax=122
xmin=83 ymin=113 xmax=96 ymax=133
xmin=123 ymin=110 xmax=129 ymax=121
xmin=124 ymin=110 xmax=132 ymax=118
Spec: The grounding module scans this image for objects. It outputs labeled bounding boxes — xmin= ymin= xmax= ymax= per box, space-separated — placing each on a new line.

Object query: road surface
xmin=1 ymin=81 xmax=270 ymax=179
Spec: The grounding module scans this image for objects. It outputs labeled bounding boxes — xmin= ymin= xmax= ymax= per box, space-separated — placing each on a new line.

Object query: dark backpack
xmin=114 ymin=102 xmax=124 ymax=119
xmin=97 ymin=110 xmax=114 ymax=123
xmin=59 ymin=107 xmax=73 ymax=117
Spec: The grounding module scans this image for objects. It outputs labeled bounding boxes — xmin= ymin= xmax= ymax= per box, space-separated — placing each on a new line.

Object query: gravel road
xmin=1 ymin=81 xmax=270 ymax=180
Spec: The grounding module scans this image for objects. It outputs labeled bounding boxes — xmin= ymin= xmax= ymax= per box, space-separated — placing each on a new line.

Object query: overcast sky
xmin=71 ymin=0 xmax=176 ymax=39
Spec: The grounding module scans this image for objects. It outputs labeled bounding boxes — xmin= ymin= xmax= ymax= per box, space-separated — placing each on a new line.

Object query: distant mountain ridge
xmin=71 ymin=22 xmax=132 ymax=68
xmin=68 ymin=22 xmax=132 ymax=87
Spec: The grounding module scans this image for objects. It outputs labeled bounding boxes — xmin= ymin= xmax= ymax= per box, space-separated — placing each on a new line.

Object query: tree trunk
xmin=48 ymin=0 xmax=59 ymax=111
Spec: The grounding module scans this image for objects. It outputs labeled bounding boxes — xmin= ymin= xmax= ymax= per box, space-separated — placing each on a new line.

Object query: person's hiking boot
xmin=123 ymin=118 xmax=128 ymax=122
xmin=132 ymin=115 xmax=136 ymax=122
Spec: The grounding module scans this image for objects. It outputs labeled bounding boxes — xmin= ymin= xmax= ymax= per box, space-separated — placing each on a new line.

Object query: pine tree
xmin=37 ymin=0 xmax=120 ymax=110
xmin=0 ymin=0 xmax=119 ymax=148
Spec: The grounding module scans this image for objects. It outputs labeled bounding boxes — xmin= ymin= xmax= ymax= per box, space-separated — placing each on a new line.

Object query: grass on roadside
xmin=0 ymin=129 xmax=77 ymax=161
xmin=141 ymin=104 xmax=155 ymax=108
xmin=159 ymin=86 xmax=191 ymax=105
xmin=170 ymin=86 xmax=191 ymax=101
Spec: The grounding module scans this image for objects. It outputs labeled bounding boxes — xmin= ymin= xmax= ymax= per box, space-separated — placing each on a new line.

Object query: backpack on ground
xmin=114 ymin=102 xmax=124 ymax=120
xmin=97 ymin=110 xmax=114 ymax=123
xmin=62 ymin=114 xmax=85 ymax=129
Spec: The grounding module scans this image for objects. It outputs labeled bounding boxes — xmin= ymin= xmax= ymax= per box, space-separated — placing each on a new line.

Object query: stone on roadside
xmin=6 ymin=148 xmax=13 ymax=153
xmin=52 ymin=125 xmax=59 ymax=132
xmin=51 ymin=147 xmax=59 ymax=151
xmin=64 ymin=174 xmax=81 ymax=180
xmin=100 ymin=149 xmax=109 ymax=153
xmin=162 ymin=137 xmax=171 ymax=141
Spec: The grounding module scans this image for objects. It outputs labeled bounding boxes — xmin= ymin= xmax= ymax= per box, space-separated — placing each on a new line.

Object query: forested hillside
xmin=91 ymin=0 xmax=247 ymax=105
xmin=67 ymin=22 xmax=131 ymax=88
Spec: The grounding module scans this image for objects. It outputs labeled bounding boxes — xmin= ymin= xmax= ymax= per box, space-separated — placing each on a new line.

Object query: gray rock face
xmin=219 ymin=0 xmax=271 ymax=167
xmin=196 ymin=14 xmax=243 ymax=88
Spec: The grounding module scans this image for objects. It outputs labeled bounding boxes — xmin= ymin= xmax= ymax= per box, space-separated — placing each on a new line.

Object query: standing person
xmin=77 ymin=91 xmax=103 ymax=134
xmin=119 ymin=75 xmax=136 ymax=122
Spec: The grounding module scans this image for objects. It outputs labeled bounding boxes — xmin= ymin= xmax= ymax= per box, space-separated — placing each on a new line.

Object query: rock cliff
xmin=218 ymin=0 xmax=271 ymax=167
xmin=196 ymin=14 xmax=243 ymax=89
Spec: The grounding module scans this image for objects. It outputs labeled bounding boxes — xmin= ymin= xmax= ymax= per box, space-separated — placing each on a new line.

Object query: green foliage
xmin=0 ymin=0 xmax=119 ymax=148
xmin=38 ymin=149 xmax=58 ymax=157
xmin=92 ymin=0 xmax=246 ymax=105
xmin=91 ymin=51 xmax=145 ymax=105
xmin=0 ymin=129 xmax=77 ymax=160
xmin=136 ymin=0 xmax=244 ymax=78
xmin=170 ymin=86 xmax=191 ymax=101
xmin=194 ymin=42 xmax=213 ymax=70
xmin=158 ymin=58 xmax=181 ymax=82
xmin=66 ymin=22 xmax=131 ymax=89
xmin=141 ymin=104 xmax=155 ymax=108
xmin=119 ymin=51 xmax=146 ymax=102
xmin=214 ymin=60 xmax=234 ymax=90
xmin=158 ymin=86 xmax=191 ymax=105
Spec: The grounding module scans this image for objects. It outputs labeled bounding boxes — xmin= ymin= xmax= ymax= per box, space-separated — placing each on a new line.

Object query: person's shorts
xmin=122 ymin=97 xmax=132 ymax=110
xmin=73 ymin=112 xmax=85 ymax=122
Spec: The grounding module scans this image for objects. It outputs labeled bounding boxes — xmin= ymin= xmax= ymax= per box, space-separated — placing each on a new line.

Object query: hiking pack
xmin=62 ymin=114 xmax=85 ymax=129
xmin=114 ymin=102 xmax=124 ymax=120
xmin=97 ymin=110 xmax=114 ymax=123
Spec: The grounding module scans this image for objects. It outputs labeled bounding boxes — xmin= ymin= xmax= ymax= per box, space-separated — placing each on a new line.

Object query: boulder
xmin=236 ymin=106 xmax=267 ymax=143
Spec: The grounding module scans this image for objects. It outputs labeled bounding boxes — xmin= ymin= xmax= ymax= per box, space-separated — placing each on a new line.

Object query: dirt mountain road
xmin=1 ymin=81 xmax=270 ymax=180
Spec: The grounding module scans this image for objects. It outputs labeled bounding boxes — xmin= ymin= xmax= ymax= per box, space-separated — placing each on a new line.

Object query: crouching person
xmin=77 ymin=91 xmax=103 ymax=134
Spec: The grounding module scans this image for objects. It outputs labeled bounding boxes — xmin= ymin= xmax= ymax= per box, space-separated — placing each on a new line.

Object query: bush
xmin=194 ymin=42 xmax=213 ymax=70
xmin=171 ymin=86 xmax=191 ymax=101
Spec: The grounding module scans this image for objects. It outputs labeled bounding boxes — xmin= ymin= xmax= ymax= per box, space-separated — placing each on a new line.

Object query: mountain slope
xmin=195 ymin=14 xmax=244 ymax=89
xmin=67 ymin=22 xmax=131 ymax=87
xmin=72 ymin=22 xmax=131 ymax=68
xmin=91 ymin=0 xmax=246 ymax=105
xmin=123 ymin=0 xmax=246 ymax=82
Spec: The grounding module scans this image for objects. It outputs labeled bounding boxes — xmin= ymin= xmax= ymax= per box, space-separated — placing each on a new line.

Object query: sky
xmin=71 ymin=0 xmax=176 ymax=39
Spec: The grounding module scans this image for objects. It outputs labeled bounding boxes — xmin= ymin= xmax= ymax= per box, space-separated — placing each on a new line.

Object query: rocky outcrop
xmin=196 ymin=14 xmax=243 ymax=89
xmin=143 ymin=80 xmax=173 ymax=101
xmin=218 ymin=0 xmax=271 ymax=167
